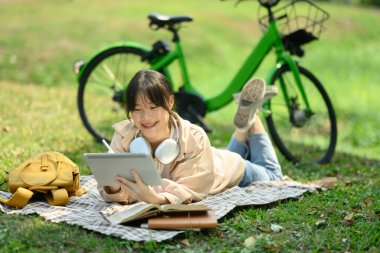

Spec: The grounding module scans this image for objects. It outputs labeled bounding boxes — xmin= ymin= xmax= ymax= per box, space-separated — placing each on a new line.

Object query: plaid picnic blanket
xmin=0 ymin=176 xmax=323 ymax=242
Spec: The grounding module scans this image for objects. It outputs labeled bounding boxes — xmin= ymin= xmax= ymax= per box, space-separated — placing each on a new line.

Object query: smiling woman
xmin=126 ymin=70 xmax=175 ymax=149
xmin=96 ymin=69 xmax=283 ymax=205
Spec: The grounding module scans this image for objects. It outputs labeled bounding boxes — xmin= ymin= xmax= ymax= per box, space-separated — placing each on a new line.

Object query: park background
xmin=0 ymin=0 xmax=379 ymax=252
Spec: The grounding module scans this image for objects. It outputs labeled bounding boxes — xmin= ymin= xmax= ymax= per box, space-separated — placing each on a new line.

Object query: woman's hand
xmin=103 ymin=182 xmax=121 ymax=194
xmin=116 ymin=171 xmax=168 ymax=204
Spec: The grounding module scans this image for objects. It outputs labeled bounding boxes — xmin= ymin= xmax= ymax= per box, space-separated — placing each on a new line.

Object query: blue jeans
xmin=227 ymin=133 xmax=283 ymax=187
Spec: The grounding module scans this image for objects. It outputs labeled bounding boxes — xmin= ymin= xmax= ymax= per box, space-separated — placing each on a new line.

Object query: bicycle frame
xmin=75 ymin=10 xmax=313 ymax=115
xmin=147 ymin=19 xmax=312 ymax=113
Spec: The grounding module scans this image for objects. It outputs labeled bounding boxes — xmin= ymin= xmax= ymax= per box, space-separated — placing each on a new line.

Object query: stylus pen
xmin=102 ymin=139 xmax=114 ymax=153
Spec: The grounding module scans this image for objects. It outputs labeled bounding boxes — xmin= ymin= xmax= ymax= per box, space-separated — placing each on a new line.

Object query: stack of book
xmin=104 ymin=203 xmax=217 ymax=230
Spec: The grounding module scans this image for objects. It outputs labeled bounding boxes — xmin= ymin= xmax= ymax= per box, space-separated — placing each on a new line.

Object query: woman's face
xmin=130 ymin=93 xmax=174 ymax=146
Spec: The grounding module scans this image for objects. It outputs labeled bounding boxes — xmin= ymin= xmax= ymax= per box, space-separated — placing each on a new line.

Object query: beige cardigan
xmin=98 ymin=113 xmax=245 ymax=204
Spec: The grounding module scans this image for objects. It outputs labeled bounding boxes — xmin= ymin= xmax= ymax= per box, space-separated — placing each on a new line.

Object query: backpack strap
xmin=0 ymin=187 xmax=34 ymax=208
xmin=71 ymin=187 xmax=87 ymax=197
xmin=0 ymin=187 xmax=84 ymax=208
xmin=45 ymin=188 xmax=69 ymax=206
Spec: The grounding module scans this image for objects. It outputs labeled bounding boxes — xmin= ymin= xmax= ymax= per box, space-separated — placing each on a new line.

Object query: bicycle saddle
xmin=148 ymin=13 xmax=193 ymax=28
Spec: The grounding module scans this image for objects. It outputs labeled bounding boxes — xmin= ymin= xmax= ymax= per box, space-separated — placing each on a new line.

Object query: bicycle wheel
xmin=78 ymin=46 xmax=150 ymax=143
xmin=266 ymin=65 xmax=337 ymax=164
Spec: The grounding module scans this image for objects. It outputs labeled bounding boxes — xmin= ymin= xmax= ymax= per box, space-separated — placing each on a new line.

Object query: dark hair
xmin=126 ymin=70 xmax=174 ymax=119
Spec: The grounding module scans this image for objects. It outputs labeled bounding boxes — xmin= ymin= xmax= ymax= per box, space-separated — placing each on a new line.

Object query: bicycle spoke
xmin=114 ymin=52 xmax=129 ymax=88
xmin=101 ymin=63 xmax=124 ymax=89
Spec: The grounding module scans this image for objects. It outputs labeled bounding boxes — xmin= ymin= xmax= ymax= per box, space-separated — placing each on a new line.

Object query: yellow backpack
xmin=0 ymin=151 xmax=86 ymax=208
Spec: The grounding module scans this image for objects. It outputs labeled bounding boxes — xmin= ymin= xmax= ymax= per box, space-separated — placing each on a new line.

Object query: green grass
xmin=1 ymin=0 xmax=380 ymax=252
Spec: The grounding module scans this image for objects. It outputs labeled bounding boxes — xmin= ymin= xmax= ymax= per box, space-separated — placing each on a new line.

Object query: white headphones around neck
xmin=129 ymin=118 xmax=180 ymax=164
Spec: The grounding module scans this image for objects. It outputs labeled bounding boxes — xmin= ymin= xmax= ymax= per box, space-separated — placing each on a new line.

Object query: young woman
xmin=98 ymin=70 xmax=282 ymax=205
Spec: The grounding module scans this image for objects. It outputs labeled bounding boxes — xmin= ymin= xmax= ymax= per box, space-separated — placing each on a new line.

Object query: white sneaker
xmin=263 ymin=85 xmax=278 ymax=100
xmin=233 ymin=78 xmax=266 ymax=130
xmin=233 ymin=85 xmax=278 ymax=104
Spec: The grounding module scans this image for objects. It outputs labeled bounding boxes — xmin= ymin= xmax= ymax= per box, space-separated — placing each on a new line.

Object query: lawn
xmin=0 ymin=0 xmax=379 ymax=252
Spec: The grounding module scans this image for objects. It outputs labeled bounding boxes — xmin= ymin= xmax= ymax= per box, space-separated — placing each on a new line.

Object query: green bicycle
xmin=74 ymin=0 xmax=337 ymax=164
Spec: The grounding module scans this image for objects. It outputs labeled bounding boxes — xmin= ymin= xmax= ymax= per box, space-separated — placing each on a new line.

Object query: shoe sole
xmin=234 ymin=78 xmax=266 ymax=129
xmin=263 ymin=85 xmax=278 ymax=100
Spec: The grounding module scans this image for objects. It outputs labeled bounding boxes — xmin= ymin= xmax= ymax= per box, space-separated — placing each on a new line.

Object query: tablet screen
xmin=84 ymin=153 xmax=162 ymax=187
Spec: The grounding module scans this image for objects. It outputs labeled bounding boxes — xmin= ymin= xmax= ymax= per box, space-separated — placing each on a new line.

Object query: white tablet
xmin=83 ymin=153 xmax=162 ymax=187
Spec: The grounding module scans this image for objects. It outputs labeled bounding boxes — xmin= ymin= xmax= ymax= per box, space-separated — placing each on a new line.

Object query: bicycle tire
xmin=266 ymin=65 xmax=337 ymax=164
xmin=78 ymin=46 xmax=151 ymax=143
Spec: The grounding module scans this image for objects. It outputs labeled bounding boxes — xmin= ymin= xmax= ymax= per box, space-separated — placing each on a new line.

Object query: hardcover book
xmin=146 ymin=210 xmax=217 ymax=230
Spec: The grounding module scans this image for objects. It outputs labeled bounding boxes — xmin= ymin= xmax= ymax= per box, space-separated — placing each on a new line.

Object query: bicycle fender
xmin=76 ymin=41 xmax=151 ymax=82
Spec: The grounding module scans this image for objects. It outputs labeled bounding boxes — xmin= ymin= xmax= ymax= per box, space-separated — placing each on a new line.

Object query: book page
xmin=105 ymin=204 xmax=160 ymax=225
